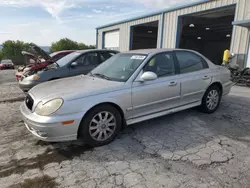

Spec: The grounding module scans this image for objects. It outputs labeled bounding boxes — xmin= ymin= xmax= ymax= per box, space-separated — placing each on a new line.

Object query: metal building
xmin=96 ymin=0 xmax=250 ymax=68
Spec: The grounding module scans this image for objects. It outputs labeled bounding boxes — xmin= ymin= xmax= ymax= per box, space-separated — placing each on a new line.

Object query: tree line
xmin=0 ymin=38 xmax=95 ymax=65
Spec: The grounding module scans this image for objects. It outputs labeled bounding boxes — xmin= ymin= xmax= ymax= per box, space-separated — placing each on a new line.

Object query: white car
xmin=20 ymin=49 xmax=232 ymax=147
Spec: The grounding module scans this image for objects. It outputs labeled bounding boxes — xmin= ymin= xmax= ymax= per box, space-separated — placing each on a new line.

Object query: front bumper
xmin=0 ymin=66 xmax=14 ymax=70
xmin=19 ymin=79 xmax=41 ymax=92
xmin=20 ymin=102 xmax=84 ymax=142
xmin=16 ymin=72 xmax=23 ymax=81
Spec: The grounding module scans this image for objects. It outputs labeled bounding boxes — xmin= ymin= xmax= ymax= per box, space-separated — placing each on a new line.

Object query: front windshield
xmin=91 ymin=53 xmax=147 ymax=82
xmin=56 ymin=52 xmax=81 ymax=67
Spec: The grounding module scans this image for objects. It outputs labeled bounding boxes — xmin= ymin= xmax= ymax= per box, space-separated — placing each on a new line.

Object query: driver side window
xmin=75 ymin=55 xmax=84 ymax=66
xmin=74 ymin=52 xmax=99 ymax=66
xmin=144 ymin=52 xmax=175 ymax=78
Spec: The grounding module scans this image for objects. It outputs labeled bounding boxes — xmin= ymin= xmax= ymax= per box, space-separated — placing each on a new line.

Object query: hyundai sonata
xmin=20 ymin=49 xmax=232 ymax=146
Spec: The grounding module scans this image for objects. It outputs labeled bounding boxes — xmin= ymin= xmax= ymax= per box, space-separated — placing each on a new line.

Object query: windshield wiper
xmin=92 ymin=73 xmax=111 ymax=80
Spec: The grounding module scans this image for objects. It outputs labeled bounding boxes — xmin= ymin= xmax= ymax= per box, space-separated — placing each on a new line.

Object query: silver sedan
xmin=20 ymin=49 xmax=232 ymax=146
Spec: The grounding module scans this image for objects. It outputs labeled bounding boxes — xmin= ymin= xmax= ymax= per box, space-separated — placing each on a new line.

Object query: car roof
xmin=53 ymin=50 xmax=75 ymax=54
xmin=75 ymin=49 xmax=119 ymax=53
xmin=123 ymin=48 xmax=197 ymax=55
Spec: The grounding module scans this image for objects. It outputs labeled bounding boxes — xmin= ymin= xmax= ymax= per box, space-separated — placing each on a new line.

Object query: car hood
xmin=29 ymin=75 xmax=124 ymax=101
xmin=22 ymin=51 xmax=36 ymax=60
xmin=29 ymin=43 xmax=51 ymax=61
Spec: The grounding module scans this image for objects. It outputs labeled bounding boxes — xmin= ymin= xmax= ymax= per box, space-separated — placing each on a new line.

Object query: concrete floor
xmin=0 ymin=70 xmax=250 ymax=188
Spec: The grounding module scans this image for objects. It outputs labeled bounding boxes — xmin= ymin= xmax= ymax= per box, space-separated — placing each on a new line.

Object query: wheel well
xmin=77 ymin=102 xmax=126 ymax=139
xmin=209 ymin=82 xmax=223 ymax=94
xmin=49 ymin=77 xmax=60 ymax=81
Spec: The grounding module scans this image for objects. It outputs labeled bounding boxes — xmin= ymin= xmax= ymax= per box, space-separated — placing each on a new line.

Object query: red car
xmin=16 ymin=43 xmax=75 ymax=81
xmin=0 ymin=59 xmax=14 ymax=70
xmin=50 ymin=50 xmax=75 ymax=62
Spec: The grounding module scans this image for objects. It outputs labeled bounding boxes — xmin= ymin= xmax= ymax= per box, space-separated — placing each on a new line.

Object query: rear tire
xmin=49 ymin=78 xmax=60 ymax=81
xmin=199 ymin=85 xmax=222 ymax=114
xmin=78 ymin=104 xmax=122 ymax=147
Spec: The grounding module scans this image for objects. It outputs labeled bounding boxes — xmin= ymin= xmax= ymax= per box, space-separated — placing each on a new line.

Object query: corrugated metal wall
xmin=231 ymin=0 xmax=250 ymax=54
xmin=97 ymin=0 xmax=250 ymax=55
xmin=97 ymin=15 xmax=162 ymax=51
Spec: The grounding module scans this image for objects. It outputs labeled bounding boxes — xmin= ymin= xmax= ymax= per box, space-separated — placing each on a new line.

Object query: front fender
xmin=55 ymin=87 xmax=132 ymax=120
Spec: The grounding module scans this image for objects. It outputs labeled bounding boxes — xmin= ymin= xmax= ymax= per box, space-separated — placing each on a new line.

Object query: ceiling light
xmin=226 ymin=34 xmax=231 ymax=37
xmin=206 ymin=28 xmax=210 ymax=30
xmin=189 ymin=24 xmax=195 ymax=28
xmin=197 ymin=37 xmax=201 ymax=40
xmin=148 ymin=31 xmax=153 ymax=33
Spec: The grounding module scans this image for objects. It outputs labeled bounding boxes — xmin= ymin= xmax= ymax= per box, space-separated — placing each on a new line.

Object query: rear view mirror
xmin=140 ymin=71 xmax=157 ymax=81
xmin=71 ymin=62 xmax=78 ymax=68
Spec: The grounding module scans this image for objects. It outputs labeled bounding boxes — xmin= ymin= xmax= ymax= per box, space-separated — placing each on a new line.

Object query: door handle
xmin=169 ymin=81 xmax=177 ymax=86
xmin=202 ymin=76 xmax=210 ymax=80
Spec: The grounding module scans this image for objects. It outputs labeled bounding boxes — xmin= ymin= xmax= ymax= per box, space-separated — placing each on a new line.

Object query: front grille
xmin=25 ymin=94 xmax=34 ymax=111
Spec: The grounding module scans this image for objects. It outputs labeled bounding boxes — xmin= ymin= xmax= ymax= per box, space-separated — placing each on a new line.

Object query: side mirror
xmin=140 ymin=71 xmax=157 ymax=82
xmin=71 ymin=62 xmax=78 ymax=68
xmin=229 ymin=53 xmax=235 ymax=60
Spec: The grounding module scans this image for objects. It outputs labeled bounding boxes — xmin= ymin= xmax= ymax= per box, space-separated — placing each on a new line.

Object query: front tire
xmin=199 ymin=85 xmax=222 ymax=114
xmin=79 ymin=104 xmax=122 ymax=147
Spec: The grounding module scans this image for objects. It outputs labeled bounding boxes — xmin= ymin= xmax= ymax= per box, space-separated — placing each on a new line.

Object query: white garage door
xmin=104 ymin=30 xmax=119 ymax=50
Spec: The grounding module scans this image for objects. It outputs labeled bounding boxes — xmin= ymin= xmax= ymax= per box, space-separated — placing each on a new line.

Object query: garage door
xmin=104 ymin=30 xmax=119 ymax=50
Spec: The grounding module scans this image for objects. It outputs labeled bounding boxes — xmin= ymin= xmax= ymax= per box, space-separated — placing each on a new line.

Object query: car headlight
xmin=33 ymin=74 xmax=40 ymax=81
xmin=35 ymin=98 xmax=63 ymax=116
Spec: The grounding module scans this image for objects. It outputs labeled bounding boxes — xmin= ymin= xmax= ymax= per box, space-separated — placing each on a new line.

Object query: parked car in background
xmin=19 ymin=49 xmax=119 ymax=91
xmin=16 ymin=43 xmax=75 ymax=81
xmin=50 ymin=50 xmax=75 ymax=62
xmin=20 ymin=49 xmax=232 ymax=146
xmin=0 ymin=59 xmax=14 ymax=70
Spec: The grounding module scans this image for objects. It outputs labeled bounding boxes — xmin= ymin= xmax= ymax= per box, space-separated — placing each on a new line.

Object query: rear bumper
xmin=223 ymin=81 xmax=233 ymax=95
xmin=20 ymin=102 xmax=84 ymax=142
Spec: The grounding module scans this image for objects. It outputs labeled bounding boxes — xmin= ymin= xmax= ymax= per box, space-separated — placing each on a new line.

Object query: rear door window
xmin=175 ymin=51 xmax=208 ymax=74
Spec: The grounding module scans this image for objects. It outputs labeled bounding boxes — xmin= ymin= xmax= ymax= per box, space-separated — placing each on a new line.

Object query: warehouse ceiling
xmin=192 ymin=5 xmax=235 ymax=18
xmin=181 ymin=15 xmax=234 ymax=41
xmin=139 ymin=21 xmax=158 ymax=27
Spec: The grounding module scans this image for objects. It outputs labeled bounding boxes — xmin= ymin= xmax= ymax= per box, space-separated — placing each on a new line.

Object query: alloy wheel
xmin=89 ymin=111 xmax=116 ymax=141
xmin=206 ymin=90 xmax=219 ymax=110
